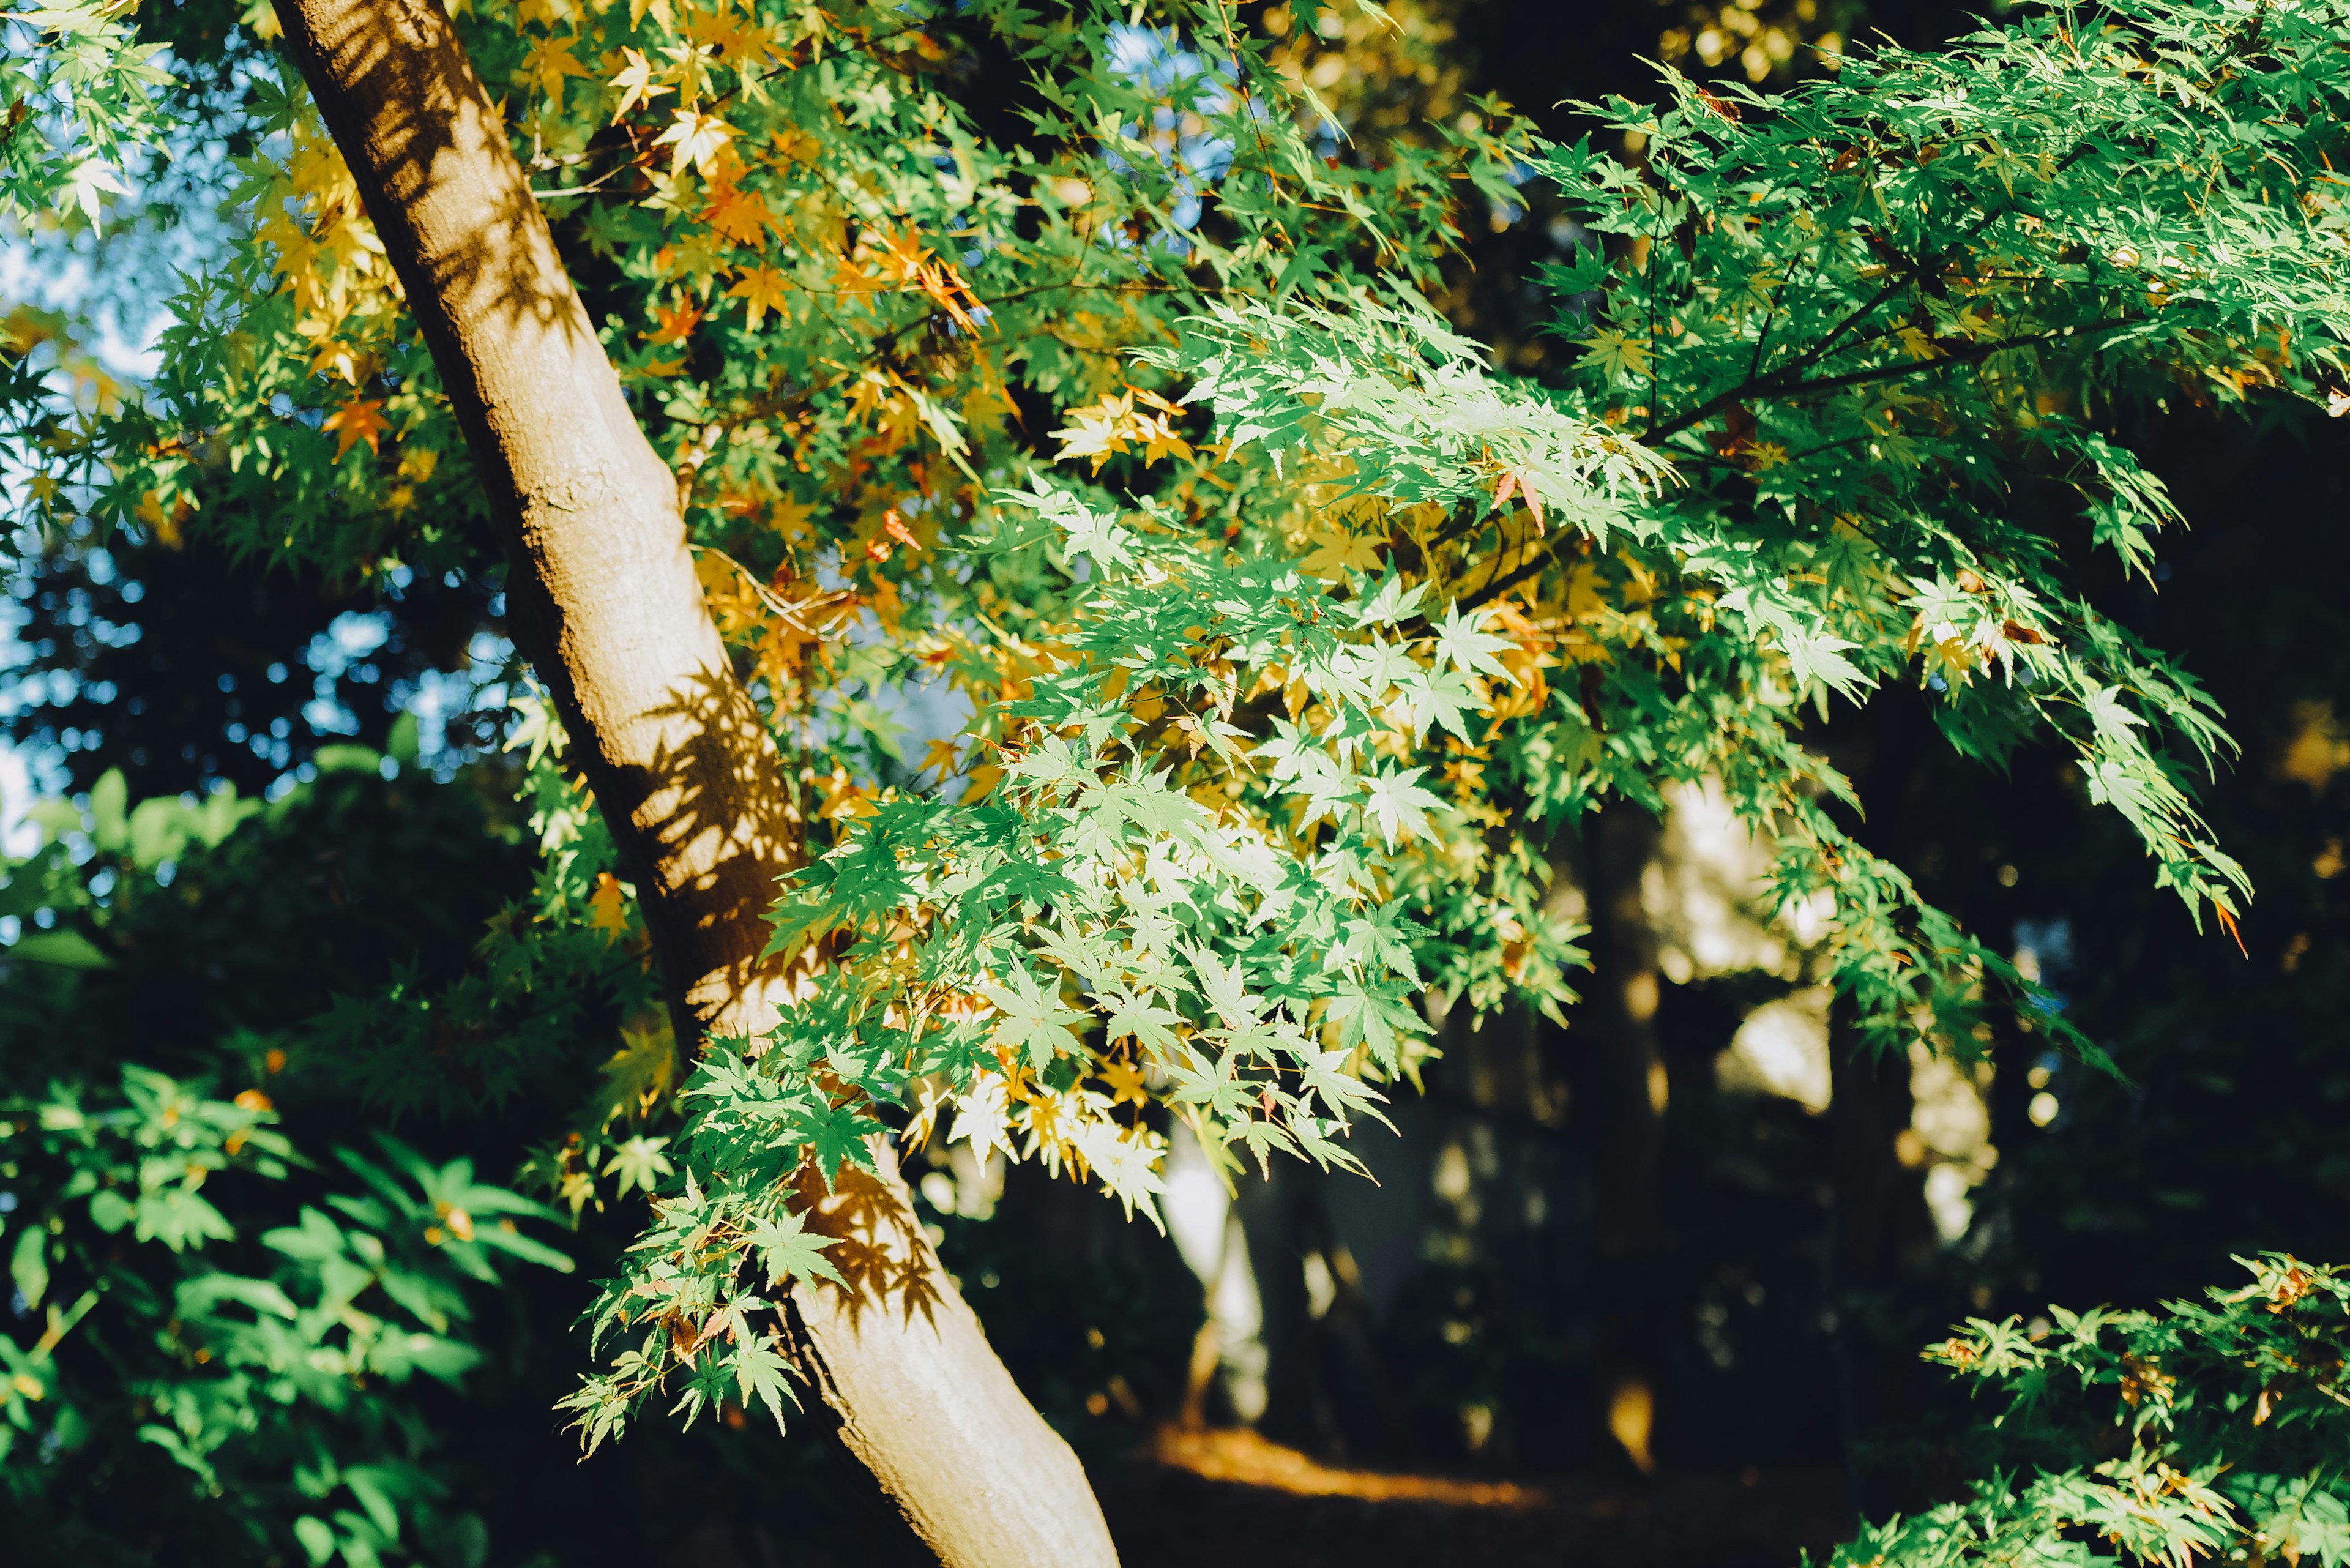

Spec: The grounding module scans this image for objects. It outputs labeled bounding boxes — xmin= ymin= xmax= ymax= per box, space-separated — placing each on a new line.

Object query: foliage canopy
xmin=4 ymin=0 xmax=2348 ymax=1528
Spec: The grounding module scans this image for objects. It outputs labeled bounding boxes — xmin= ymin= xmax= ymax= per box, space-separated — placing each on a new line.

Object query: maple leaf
xmin=703 ymin=183 xmax=778 ymax=247
xmin=602 ymin=1135 xmax=674 ymax=1195
xmin=1050 ymin=392 xmax=1133 ymax=472
xmin=1575 ymin=326 xmax=1654 ymax=380
xmin=1321 ymin=976 xmax=1419 ymax=1072
xmin=1351 ymin=570 xmax=1428 ymax=629
xmin=979 ymin=964 xmax=1086 ymax=1069
xmin=62 ymin=159 xmax=129 ymax=233
xmin=798 ymin=1099 xmax=884 ymax=1189
xmin=1101 ymin=985 xmax=1184 ymax=1055
xmin=1359 ymin=765 xmax=1446 ymax=848
xmin=321 ymin=396 xmax=388 ymax=461
xmin=726 ymin=266 xmax=792 ymax=329
xmin=1297 ymin=1047 xmax=1388 ymax=1127
xmin=1099 ymin=1058 xmax=1150 ymax=1106
xmin=516 ymin=36 xmax=590 ymax=103
xmin=654 ymin=108 xmax=734 ymax=177
xmin=646 ymin=302 xmax=703 ymax=345
xmin=608 ymin=47 xmax=673 ymax=122
xmin=745 ymin=1209 xmax=843 ymax=1289
xmin=729 ymin=1334 xmax=800 ymax=1432
xmin=950 ymin=1074 xmax=1015 ymax=1164
xmin=1397 ymin=664 xmax=1481 ymax=743
xmin=1300 ymin=525 xmax=1384 ymax=581
xmin=1432 ymin=600 xmax=1515 ymax=682
xmin=586 ymin=870 xmax=629 ymax=939
xmin=1783 ymin=625 xmax=1866 ymax=697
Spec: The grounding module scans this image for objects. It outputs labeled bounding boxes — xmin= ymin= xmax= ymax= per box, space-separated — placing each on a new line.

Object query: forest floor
xmin=1097 ymin=1430 xmax=1856 ymax=1568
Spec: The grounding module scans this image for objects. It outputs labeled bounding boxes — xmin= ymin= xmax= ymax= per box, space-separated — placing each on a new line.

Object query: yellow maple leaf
xmin=607 ymin=47 xmax=673 ymax=122
xmin=1575 ymin=326 xmax=1654 ymax=381
xmin=653 ymin=108 xmax=733 ymax=177
xmin=1299 ymin=525 xmax=1384 ymax=581
xmin=587 ymin=870 xmax=630 ymax=939
xmin=770 ymin=492 xmax=817 ymax=541
xmin=680 ymin=2 xmax=752 ymax=58
xmin=1100 ymin=1058 xmax=1150 ymax=1107
xmin=516 ymin=35 xmax=591 ymax=103
xmin=920 ymin=736 xmax=963 ymax=778
xmin=625 ymin=354 xmax=685 ymax=383
xmin=725 ymin=264 xmax=793 ymax=329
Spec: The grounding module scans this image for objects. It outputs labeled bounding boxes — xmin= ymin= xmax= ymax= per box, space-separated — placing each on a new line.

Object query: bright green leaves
xmin=1359 ymin=766 xmax=1447 ymax=849
xmin=1432 ymin=600 xmax=1516 ymax=682
xmin=0 ymin=0 xmax=176 ymax=232
xmin=1 ymin=1073 xmax=569 ymax=1558
xmin=744 ymin=1210 xmax=842 ymax=1292
xmin=979 ymin=964 xmax=1087 ymax=1070
xmin=573 ymin=461 xmax=1556 ymax=1442
xmin=1845 ymin=1256 xmax=2350 ymax=1568
xmin=1159 ymin=293 xmax=1670 ymax=545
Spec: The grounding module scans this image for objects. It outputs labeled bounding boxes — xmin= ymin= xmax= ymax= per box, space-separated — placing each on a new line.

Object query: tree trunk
xmin=269 ymin=1 xmax=1117 ymax=1561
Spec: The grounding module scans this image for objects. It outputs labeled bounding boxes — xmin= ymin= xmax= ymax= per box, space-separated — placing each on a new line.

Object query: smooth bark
xmin=268 ymin=0 xmax=1117 ymax=1560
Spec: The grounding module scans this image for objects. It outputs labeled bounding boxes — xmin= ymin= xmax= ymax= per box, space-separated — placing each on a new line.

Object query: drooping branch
xmin=267 ymin=0 xmax=1117 ymax=1561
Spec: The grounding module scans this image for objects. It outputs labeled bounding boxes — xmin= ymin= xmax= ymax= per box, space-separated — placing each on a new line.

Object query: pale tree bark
xmin=268 ymin=1 xmax=1118 ymax=1561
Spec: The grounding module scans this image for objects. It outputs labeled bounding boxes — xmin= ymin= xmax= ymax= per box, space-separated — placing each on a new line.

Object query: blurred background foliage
xmin=2 ymin=0 xmax=2345 ymax=1565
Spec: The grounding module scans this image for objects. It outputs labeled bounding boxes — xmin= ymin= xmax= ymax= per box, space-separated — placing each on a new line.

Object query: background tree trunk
xmin=268 ymin=1 xmax=1117 ymax=1561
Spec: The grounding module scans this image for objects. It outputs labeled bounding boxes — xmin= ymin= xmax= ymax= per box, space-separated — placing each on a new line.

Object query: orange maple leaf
xmin=646 ymin=302 xmax=704 ymax=345
xmin=2214 ymin=902 xmax=2248 ymax=958
xmin=703 ymin=182 xmax=777 ymax=247
xmin=322 ymin=396 xmax=388 ymax=461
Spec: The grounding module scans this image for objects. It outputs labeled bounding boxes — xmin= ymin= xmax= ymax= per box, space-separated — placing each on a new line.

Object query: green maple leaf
xmin=1006 ymin=734 xmax=1094 ymax=797
xmin=602 ymin=1135 xmax=675 ymax=1196
xmin=1226 ymin=1112 xmax=1298 ymax=1179
xmin=979 ymin=963 xmax=1086 ymax=1069
xmin=747 ymin=1209 xmax=845 ymax=1289
xmin=1574 ymin=325 xmax=1653 ymax=380
xmin=976 ymin=857 xmax=1076 ymax=914
xmin=1397 ymin=664 xmax=1481 ymax=743
xmin=1101 ymin=984 xmax=1184 ymax=1054
xmin=1297 ymin=1047 xmax=1390 ymax=1129
xmin=1034 ymin=922 xmax=1112 ymax=987
xmin=731 ymin=1335 xmax=801 ymax=1432
xmin=1432 ymin=600 xmax=1515 ymax=682
xmin=798 ymin=1099 xmax=884 ymax=1189
xmin=1351 ymin=570 xmax=1428 ymax=628
xmin=1277 ymin=746 xmax=1357 ymax=830
xmin=1185 ymin=946 xmax=1264 ymax=1033
xmin=1324 ymin=973 xmax=1428 ymax=1070
xmin=1359 ymin=765 xmax=1446 ymax=848
xmin=1783 ymin=627 xmax=1865 ymax=699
